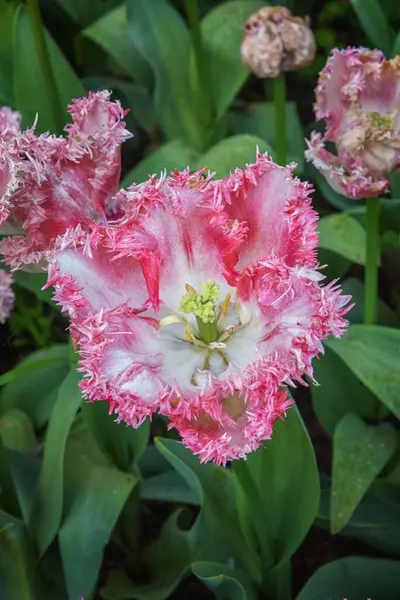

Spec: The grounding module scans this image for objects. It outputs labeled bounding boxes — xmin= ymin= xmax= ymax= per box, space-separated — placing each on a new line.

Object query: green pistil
xmin=180 ymin=280 xmax=220 ymax=343
xmin=366 ymin=111 xmax=393 ymax=129
xmin=196 ymin=318 xmax=219 ymax=344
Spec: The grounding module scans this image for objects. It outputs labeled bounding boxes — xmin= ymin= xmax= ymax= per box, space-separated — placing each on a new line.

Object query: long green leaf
xmin=82 ymin=400 xmax=149 ymax=471
xmin=0 ymin=345 xmax=70 ymax=428
xmin=0 ymin=432 xmax=20 ymax=517
xmin=311 ymin=347 xmax=380 ymax=435
xmin=0 ymin=518 xmax=37 ymax=600
xmin=29 ymin=370 xmax=82 ymax=555
xmin=13 ymin=5 xmax=85 ymax=132
xmin=101 ymin=510 xmax=190 ymax=600
xmin=331 ymin=413 xmax=397 ymax=533
xmin=317 ymin=477 xmax=400 ymax=556
xmin=349 ymin=0 xmax=394 ymax=56
xmin=59 ymin=465 xmax=137 ymax=600
xmin=200 ymin=0 xmax=264 ymax=121
xmin=126 ymin=0 xmax=203 ymax=149
xmin=56 ymin=0 xmax=120 ymax=27
xmin=326 ymin=325 xmax=400 ymax=419
xmin=192 ymin=561 xmax=257 ymax=600
xmin=155 ymin=437 xmax=261 ymax=584
xmin=0 ymin=409 xmax=36 ymax=454
xmin=81 ymin=5 xmax=151 ymax=87
xmin=0 ymin=0 xmax=16 ymax=105
xmin=296 ymin=556 xmax=400 ymax=600
xmin=233 ymin=406 xmax=320 ymax=570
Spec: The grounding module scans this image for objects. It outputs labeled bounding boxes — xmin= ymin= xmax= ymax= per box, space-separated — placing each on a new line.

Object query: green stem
xmin=26 ymin=0 xmax=63 ymax=133
xmin=272 ymin=74 xmax=287 ymax=165
xmin=364 ymin=197 xmax=380 ymax=325
xmin=184 ymin=0 xmax=212 ymax=148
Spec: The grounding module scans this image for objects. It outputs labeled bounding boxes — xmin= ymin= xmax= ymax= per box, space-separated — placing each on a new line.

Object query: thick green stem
xmin=184 ymin=0 xmax=212 ymax=148
xmin=272 ymin=74 xmax=287 ymax=165
xmin=364 ymin=197 xmax=380 ymax=325
xmin=26 ymin=0 xmax=63 ymax=132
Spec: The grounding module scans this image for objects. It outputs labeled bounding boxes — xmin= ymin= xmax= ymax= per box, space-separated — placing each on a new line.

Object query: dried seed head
xmin=241 ymin=6 xmax=316 ymax=78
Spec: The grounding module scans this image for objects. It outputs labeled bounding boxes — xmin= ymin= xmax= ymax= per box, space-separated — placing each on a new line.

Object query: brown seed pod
xmin=241 ymin=6 xmax=316 ymax=78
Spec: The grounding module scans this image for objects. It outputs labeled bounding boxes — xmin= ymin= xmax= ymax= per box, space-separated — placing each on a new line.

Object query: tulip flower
xmin=0 ymin=91 xmax=131 ymax=269
xmin=46 ymin=153 xmax=351 ymax=465
xmin=306 ymin=47 xmax=400 ymax=199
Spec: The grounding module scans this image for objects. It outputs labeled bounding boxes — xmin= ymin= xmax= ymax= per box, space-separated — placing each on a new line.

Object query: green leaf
xmin=200 ymin=1 xmax=264 ymax=121
xmin=196 ymin=134 xmax=271 ymax=177
xmin=101 ymin=510 xmax=190 ymax=600
xmin=0 ymin=345 xmax=70 ymax=428
xmin=234 ymin=101 xmax=304 ymax=170
xmin=331 ymin=413 xmax=397 ymax=533
xmin=122 ymin=140 xmax=200 ymax=187
xmin=13 ymin=5 xmax=85 ymax=133
xmin=7 ymin=451 xmax=41 ymax=526
xmin=318 ymin=213 xmax=370 ymax=265
xmin=349 ymin=0 xmax=394 ymax=56
xmin=0 ymin=357 xmax=66 ymax=388
xmin=0 ymin=433 xmax=20 ymax=517
xmin=60 ymin=465 xmax=137 ymax=600
xmin=82 ymin=401 xmax=149 ymax=472
xmin=192 ymin=561 xmax=257 ymax=600
xmin=126 ymin=0 xmax=203 ymax=149
xmin=317 ymin=248 xmax=350 ymax=282
xmin=141 ymin=469 xmax=199 ymax=505
xmin=82 ymin=5 xmax=152 ymax=87
xmin=154 ymin=437 xmax=261 ymax=583
xmin=311 ymin=347 xmax=381 ymax=435
xmin=29 ymin=370 xmax=82 ymax=555
xmin=56 ymin=0 xmax=121 ymax=27
xmin=296 ymin=556 xmax=400 ymax=600
xmin=12 ymin=271 xmax=54 ymax=305
xmin=0 ymin=410 xmax=36 ymax=454
xmin=0 ymin=518 xmax=37 ymax=600
xmin=316 ymin=174 xmax=355 ymax=211
xmin=233 ymin=406 xmax=320 ymax=569
xmin=317 ymin=476 xmax=400 ymax=556
xmin=326 ymin=325 xmax=400 ymax=420
xmin=0 ymin=0 xmax=16 ymax=105
xmin=341 ymin=278 xmax=400 ymax=327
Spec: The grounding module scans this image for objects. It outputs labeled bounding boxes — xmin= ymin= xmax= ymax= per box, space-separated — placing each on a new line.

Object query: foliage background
xmin=1 ymin=0 xmax=400 ymax=599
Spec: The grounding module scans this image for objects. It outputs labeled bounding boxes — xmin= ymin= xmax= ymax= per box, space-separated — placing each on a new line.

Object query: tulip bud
xmin=241 ymin=6 xmax=316 ymax=78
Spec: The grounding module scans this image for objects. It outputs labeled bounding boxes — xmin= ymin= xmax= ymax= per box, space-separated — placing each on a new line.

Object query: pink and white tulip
xmin=0 ymin=91 xmax=131 ymax=269
xmin=306 ymin=47 xmax=400 ymax=199
xmin=46 ymin=153 xmax=351 ymax=464
xmin=0 ymin=269 xmax=14 ymax=324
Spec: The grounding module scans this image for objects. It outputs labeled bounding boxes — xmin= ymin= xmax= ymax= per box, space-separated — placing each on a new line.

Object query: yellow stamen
xmin=158 ymin=314 xmax=188 ymax=329
xmin=185 ymin=283 xmax=197 ymax=296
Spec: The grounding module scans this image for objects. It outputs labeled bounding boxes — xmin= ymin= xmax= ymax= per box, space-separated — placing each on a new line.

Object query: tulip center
xmin=179 ymin=280 xmax=220 ymax=343
xmin=366 ymin=111 xmax=394 ymax=129
xmin=158 ymin=279 xmax=244 ymax=367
